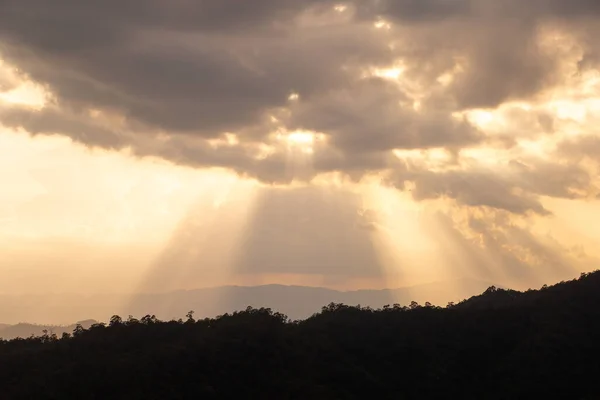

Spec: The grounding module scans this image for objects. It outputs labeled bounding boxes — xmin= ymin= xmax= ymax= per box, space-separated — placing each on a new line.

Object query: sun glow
xmin=373 ymin=67 xmax=403 ymax=80
xmin=277 ymin=131 xmax=320 ymax=182
xmin=287 ymin=131 xmax=315 ymax=145
xmin=278 ymin=130 xmax=325 ymax=157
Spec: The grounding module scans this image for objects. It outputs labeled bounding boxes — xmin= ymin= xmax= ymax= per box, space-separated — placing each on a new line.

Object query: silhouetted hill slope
xmin=0 ymin=278 xmax=494 ymax=325
xmin=0 ymin=271 xmax=598 ymax=399
xmin=453 ymin=286 xmax=524 ymax=310
xmin=456 ymin=272 xmax=600 ymax=311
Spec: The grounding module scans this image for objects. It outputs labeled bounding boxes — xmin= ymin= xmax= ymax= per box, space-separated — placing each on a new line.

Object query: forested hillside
xmin=1 ymin=271 xmax=599 ymax=399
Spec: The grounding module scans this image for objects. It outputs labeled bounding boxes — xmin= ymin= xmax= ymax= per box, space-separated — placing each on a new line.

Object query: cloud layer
xmin=1 ymin=0 xmax=599 ymax=213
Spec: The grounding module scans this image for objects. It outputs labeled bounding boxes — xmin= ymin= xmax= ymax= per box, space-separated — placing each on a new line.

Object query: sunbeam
xmin=2 ymin=0 xmax=600 ymax=351
xmin=231 ymin=185 xmax=389 ymax=290
xmin=360 ymin=181 xmax=454 ymax=303
xmin=125 ymin=171 xmax=260 ymax=318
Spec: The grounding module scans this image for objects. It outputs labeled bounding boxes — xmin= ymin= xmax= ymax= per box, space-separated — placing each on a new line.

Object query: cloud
xmin=387 ymin=167 xmax=551 ymax=216
xmin=383 ymin=151 xmax=597 ymax=216
xmin=557 ymin=135 xmax=600 ymax=162
xmin=0 ymin=105 xmax=127 ymax=149
xmin=286 ymin=77 xmax=482 ymax=152
xmin=508 ymin=159 xmax=596 ymax=199
xmin=0 ymin=62 xmax=17 ymax=91
xmin=0 ymin=1 xmax=392 ymax=137
xmin=0 ymin=0 xmax=599 ymax=215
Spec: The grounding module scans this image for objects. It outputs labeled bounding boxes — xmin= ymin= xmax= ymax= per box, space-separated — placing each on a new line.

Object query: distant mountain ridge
xmin=0 ymin=320 xmax=97 ymax=340
xmin=0 ymin=278 xmax=496 ymax=327
xmin=0 ymin=275 xmax=586 ymax=340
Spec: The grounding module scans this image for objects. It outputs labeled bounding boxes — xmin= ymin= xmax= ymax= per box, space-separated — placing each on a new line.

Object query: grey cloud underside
xmin=286 ymin=78 xmax=482 ymax=152
xmin=0 ymin=0 xmax=599 ymax=213
xmin=0 ymin=106 xmax=127 ymax=149
xmin=385 ymin=156 xmax=597 ymax=215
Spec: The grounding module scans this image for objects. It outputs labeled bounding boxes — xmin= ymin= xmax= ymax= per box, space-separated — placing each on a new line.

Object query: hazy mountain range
xmin=0 ymin=320 xmax=97 ymax=341
xmin=0 ymin=278 xmax=498 ymax=338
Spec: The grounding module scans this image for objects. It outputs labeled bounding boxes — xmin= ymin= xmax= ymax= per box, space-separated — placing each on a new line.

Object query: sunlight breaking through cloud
xmin=1 ymin=0 xmax=600 ymax=323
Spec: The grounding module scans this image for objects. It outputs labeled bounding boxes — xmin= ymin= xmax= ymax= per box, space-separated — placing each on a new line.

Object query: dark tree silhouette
xmin=0 ymin=270 xmax=599 ymax=399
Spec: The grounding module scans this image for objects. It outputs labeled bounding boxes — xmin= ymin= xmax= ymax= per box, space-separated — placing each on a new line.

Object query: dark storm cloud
xmin=355 ymin=0 xmax=472 ymax=22
xmin=0 ymin=0 xmax=392 ymax=138
xmin=3 ymin=0 xmax=596 ymax=142
xmin=532 ymin=0 xmax=600 ymax=16
xmin=366 ymin=0 xmax=600 ymax=21
xmin=1 ymin=0 xmax=599 ymax=213
xmin=0 ymin=0 xmax=338 ymax=45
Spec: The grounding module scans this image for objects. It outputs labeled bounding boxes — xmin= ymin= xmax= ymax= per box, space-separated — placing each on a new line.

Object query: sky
xmin=1 ymin=0 xmax=600 ymax=308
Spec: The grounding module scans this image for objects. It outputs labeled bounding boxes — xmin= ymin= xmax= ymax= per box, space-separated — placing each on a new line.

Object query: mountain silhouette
xmin=0 ymin=278 xmax=495 ymax=325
